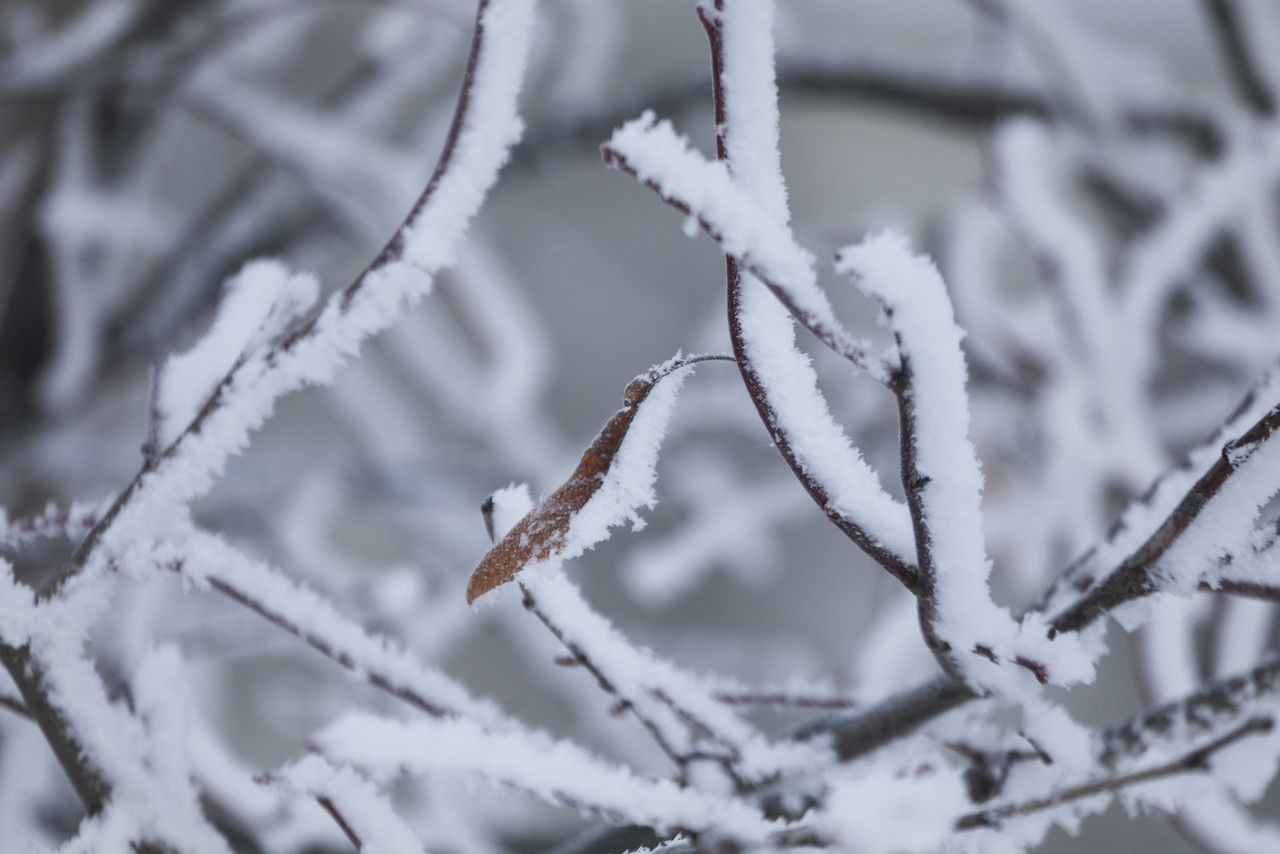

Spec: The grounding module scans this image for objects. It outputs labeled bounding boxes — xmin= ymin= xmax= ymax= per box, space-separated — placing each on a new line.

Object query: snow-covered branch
xmin=7 ymin=0 xmax=1280 ymax=850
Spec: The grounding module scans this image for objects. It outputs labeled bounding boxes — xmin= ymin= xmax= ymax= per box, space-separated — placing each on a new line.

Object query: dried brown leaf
xmin=466 ymin=354 xmax=728 ymax=603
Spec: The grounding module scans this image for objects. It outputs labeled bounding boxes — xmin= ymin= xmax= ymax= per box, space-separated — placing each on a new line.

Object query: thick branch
xmin=790 ymin=675 xmax=974 ymax=761
xmin=1099 ymin=657 xmax=1280 ymax=768
xmin=1200 ymin=578 xmax=1280 ymax=603
xmin=0 ymin=643 xmax=111 ymax=813
xmin=712 ymin=690 xmax=859 ymax=711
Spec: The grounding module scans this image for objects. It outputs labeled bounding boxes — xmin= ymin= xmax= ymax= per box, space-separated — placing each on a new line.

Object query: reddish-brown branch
xmin=693 ymin=1 xmax=921 ymax=596
xmin=0 ymin=504 xmax=100 ymax=552
xmin=712 ymin=690 xmax=859 ymax=711
xmin=203 ymin=575 xmax=452 ymax=719
xmin=891 ymin=357 xmax=964 ymax=680
xmin=1050 ymin=400 xmax=1280 ymax=635
xmin=317 ymin=795 xmax=364 ymax=850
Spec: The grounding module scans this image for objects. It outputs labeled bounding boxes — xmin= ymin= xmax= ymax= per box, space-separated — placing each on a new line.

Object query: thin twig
xmin=519 ymin=584 xmax=739 ymax=787
xmin=317 ymin=795 xmax=364 ymax=849
xmin=1200 ymin=578 xmax=1280 ymax=603
xmin=205 ymin=575 xmax=452 ymax=719
xmin=0 ymin=0 xmax=520 ymax=823
xmin=712 ymin=690 xmax=859 ymax=711
xmin=0 ymin=501 xmax=102 ymax=552
xmin=1098 ymin=657 xmax=1280 ymax=768
xmin=957 ymin=717 xmax=1274 ymax=829
xmin=0 ymin=643 xmax=113 ymax=815
xmin=892 ymin=356 xmax=963 ymax=680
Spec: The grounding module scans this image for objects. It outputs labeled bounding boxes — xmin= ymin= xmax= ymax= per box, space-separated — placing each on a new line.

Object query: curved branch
xmin=696 ymin=0 xmax=920 ymax=593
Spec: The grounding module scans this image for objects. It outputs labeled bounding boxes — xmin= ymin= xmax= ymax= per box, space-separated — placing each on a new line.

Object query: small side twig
xmin=1199 ymin=578 xmax=1280 ymax=603
xmin=316 ymin=796 xmax=363 ymax=850
xmin=0 ymin=686 xmax=32 ymax=720
xmin=712 ymin=690 xmax=858 ymax=711
xmin=519 ymin=583 xmax=738 ymax=786
xmin=957 ymin=717 xmax=1274 ymax=830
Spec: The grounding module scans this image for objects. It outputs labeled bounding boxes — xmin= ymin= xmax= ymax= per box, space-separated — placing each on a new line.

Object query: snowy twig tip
xmin=834 ymin=229 xmax=945 ymax=305
xmin=150 ymin=259 xmax=319 ymax=453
